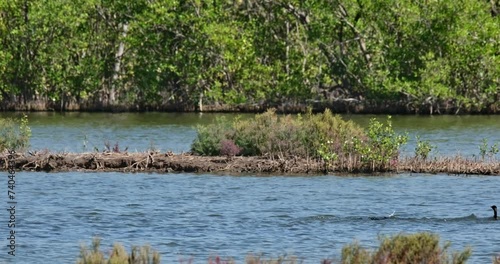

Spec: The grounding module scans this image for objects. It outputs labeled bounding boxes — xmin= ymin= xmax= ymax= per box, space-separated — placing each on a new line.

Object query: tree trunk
xmin=111 ymin=23 xmax=128 ymax=105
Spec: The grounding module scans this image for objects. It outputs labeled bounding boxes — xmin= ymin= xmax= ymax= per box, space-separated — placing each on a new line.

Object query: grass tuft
xmin=76 ymin=237 xmax=160 ymax=264
xmin=75 ymin=233 xmax=479 ymax=264
xmin=342 ymin=233 xmax=471 ymax=264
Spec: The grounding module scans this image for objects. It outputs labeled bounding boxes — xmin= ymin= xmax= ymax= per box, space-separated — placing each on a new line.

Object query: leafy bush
xmin=191 ymin=109 xmax=367 ymax=162
xmin=232 ymin=109 xmax=281 ymax=156
xmin=478 ymin=138 xmax=499 ymax=160
xmin=342 ymin=233 xmax=471 ymax=264
xmin=191 ymin=116 xmax=233 ymax=156
xmin=340 ymin=242 xmax=371 ymax=264
xmin=302 ymin=109 xmax=365 ymax=164
xmin=0 ymin=114 xmax=31 ymax=152
xmin=353 ymin=116 xmax=408 ymax=170
xmin=232 ymin=109 xmax=313 ymax=158
xmin=190 ymin=110 xmax=413 ymax=172
xmin=415 ymin=135 xmax=435 ymax=160
xmin=77 ymin=237 xmax=160 ymax=264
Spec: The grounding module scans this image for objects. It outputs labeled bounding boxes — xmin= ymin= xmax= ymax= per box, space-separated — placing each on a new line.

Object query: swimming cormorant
xmin=492 ymin=205 xmax=497 ymax=220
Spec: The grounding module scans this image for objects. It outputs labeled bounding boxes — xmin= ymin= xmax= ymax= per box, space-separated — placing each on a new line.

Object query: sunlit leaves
xmin=0 ymin=0 xmax=498 ymax=110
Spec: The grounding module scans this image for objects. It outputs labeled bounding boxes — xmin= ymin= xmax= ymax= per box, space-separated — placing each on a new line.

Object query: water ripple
xmin=5 ymin=172 xmax=500 ymax=264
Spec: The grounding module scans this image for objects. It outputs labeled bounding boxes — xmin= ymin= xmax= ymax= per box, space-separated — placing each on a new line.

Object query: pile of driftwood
xmin=0 ymin=151 xmax=498 ymax=175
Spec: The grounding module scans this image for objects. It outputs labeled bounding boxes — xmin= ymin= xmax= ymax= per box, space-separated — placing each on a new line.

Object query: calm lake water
xmin=1 ymin=112 xmax=500 ymax=156
xmin=0 ymin=112 xmax=499 ymax=263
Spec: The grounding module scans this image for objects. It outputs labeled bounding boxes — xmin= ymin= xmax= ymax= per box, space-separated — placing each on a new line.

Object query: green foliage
xmin=301 ymin=109 xmax=365 ymax=166
xmin=77 ymin=237 xmax=160 ymax=264
xmin=191 ymin=110 xmax=413 ymax=172
xmin=0 ymin=114 xmax=31 ymax=152
xmin=191 ymin=109 xmax=366 ymax=162
xmin=415 ymin=135 xmax=435 ymax=160
xmin=317 ymin=141 xmax=338 ymax=166
xmin=340 ymin=241 xmax=371 ymax=264
xmin=1 ymin=0 xmax=498 ymax=112
xmin=479 ymin=138 xmax=499 ymax=160
xmin=353 ymin=116 xmax=408 ymax=170
xmin=342 ymin=233 xmax=471 ymax=264
xmin=232 ymin=109 xmax=283 ymax=156
xmin=191 ymin=117 xmax=232 ymax=156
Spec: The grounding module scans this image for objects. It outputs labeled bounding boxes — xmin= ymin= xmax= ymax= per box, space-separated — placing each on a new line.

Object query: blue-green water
xmin=6 ymin=172 xmax=500 ymax=263
xmin=0 ymin=113 xmax=499 ymax=263
xmin=3 ymin=112 xmax=500 ymax=156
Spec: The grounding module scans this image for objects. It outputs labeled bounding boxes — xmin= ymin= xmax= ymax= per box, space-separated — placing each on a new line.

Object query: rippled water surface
xmin=0 ymin=112 xmax=499 ymax=263
xmin=4 ymin=172 xmax=500 ymax=263
xmin=1 ymin=112 xmax=499 ymax=156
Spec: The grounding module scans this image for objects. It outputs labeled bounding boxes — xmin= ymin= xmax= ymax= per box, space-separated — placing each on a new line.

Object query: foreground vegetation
xmin=76 ymin=233 xmax=477 ymax=263
xmin=77 ymin=238 xmax=160 ymax=264
xmin=0 ymin=0 xmax=499 ymax=113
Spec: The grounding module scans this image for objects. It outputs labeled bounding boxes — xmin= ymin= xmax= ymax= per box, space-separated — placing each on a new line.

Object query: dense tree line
xmin=0 ymin=0 xmax=498 ymax=112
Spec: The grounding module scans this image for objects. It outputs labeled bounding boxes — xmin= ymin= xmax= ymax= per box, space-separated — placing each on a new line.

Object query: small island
xmin=1 ymin=110 xmax=498 ymax=175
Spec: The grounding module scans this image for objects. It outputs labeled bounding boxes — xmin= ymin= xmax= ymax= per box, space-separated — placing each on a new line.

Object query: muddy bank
xmin=1 ymin=152 xmax=499 ymax=175
xmin=1 ymin=98 xmax=499 ymax=114
xmin=0 ymin=152 xmax=323 ymax=174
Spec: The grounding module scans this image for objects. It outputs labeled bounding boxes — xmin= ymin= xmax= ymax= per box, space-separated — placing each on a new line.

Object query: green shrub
xmin=478 ymin=138 xmax=499 ymax=160
xmin=0 ymin=114 xmax=31 ymax=152
xmin=232 ymin=109 xmax=281 ymax=156
xmin=232 ymin=109 xmax=311 ymax=158
xmin=342 ymin=233 xmax=471 ymax=264
xmin=190 ymin=110 xmax=412 ymax=172
xmin=191 ymin=116 xmax=233 ymax=156
xmin=301 ymin=109 xmax=365 ymax=164
xmin=190 ymin=110 xmax=414 ymax=172
xmin=415 ymin=135 xmax=435 ymax=160
xmin=77 ymin=237 xmax=160 ymax=264
xmin=353 ymin=116 xmax=408 ymax=170
xmin=191 ymin=109 xmax=367 ymax=162
xmin=340 ymin=242 xmax=371 ymax=264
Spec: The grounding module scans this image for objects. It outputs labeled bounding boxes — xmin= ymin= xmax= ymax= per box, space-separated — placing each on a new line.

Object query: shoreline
xmin=1 ymin=99 xmax=499 ymax=115
xmin=1 ymin=152 xmax=499 ymax=175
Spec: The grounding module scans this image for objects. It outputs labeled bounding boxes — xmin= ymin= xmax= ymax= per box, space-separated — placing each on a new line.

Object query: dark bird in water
xmin=492 ymin=205 xmax=497 ymax=220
